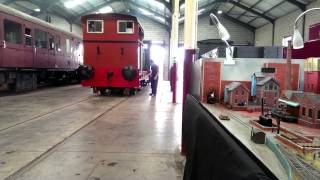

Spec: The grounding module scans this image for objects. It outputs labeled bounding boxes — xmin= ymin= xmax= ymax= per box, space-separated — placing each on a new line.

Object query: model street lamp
xmin=292 ymin=8 xmax=320 ymax=49
xmin=209 ymin=13 xmax=234 ymax=64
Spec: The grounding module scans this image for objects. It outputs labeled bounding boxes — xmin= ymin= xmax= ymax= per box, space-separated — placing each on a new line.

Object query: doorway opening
xmin=150 ymin=45 xmax=165 ymax=81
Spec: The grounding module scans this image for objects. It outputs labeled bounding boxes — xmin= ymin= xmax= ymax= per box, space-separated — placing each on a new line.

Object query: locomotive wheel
xmin=99 ymin=88 xmax=111 ymax=96
xmin=129 ymin=88 xmax=136 ymax=95
xmin=123 ymin=88 xmax=131 ymax=96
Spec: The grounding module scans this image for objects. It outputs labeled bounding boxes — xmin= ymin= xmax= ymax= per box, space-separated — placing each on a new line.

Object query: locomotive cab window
xmin=25 ymin=28 xmax=32 ymax=46
xmin=117 ymin=20 xmax=134 ymax=34
xmin=4 ymin=19 xmax=22 ymax=44
xmin=87 ymin=20 xmax=103 ymax=33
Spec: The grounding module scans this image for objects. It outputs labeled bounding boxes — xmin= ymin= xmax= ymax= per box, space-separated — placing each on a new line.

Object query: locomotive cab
xmin=80 ymin=13 xmax=144 ymax=95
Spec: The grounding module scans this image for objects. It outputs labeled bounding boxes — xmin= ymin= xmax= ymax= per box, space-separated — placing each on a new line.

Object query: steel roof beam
xmin=246 ymin=0 xmax=286 ymax=26
xmin=236 ymin=0 xmax=263 ymax=19
xmin=128 ymin=1 xmax=170 ymax=24
xmin=155 ymin=0 xmax=172 ymax=12
xmin=285 ymin=0 xmax=306 ymax=10
xmin=228 ymin=0 xmax=274 ymax=23
xmin=124 ymin=9 xmax=171 ymax=32
xmin=69 ymin=0 xmax=119 ymax=21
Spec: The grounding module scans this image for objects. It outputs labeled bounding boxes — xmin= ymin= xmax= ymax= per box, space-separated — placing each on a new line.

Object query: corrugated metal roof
xmin=0 ymin=0 xmax=316 ymax=30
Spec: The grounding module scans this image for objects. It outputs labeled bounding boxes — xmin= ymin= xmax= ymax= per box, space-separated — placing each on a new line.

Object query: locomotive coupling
xmin=122 ymin=65 xmax=137 ymax=81
xmin=77 ymin=65 xmax=94 ymax=80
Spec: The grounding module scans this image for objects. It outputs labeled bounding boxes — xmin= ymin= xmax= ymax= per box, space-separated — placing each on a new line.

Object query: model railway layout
xmin=279 ymin=145 xmax=320 ymax=180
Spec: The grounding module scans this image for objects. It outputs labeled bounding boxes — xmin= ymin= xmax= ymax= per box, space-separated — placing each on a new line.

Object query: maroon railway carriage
xmin=0 ymin=4 xmax=82 ymax=92
xmin=79 ymin=13 xmax=144 ymax=95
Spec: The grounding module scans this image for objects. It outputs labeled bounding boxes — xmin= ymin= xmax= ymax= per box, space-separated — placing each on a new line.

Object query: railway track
xmin=4 ymin=96 xmax=129 ymax=180
xmin=278 ymin=145 xmax=320 ymax=180
xmin=0 ymin=96 xmax=90 ymax=133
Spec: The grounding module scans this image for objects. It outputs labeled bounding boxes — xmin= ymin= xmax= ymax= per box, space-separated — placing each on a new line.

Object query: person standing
xmin=150 ymin=60 xmax=159 ymax=96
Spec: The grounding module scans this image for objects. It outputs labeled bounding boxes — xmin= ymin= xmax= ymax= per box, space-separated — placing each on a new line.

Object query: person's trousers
xmin=151 ymin=78 xmax=158 ymax=95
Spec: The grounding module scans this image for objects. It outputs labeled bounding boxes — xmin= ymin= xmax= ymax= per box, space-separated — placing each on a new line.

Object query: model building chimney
xmin=285 ymin=40 xmax=292 ymax=90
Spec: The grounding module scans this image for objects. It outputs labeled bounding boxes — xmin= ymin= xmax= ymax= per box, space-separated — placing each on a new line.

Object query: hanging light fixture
xmin=292 ymin=8 xmax=320 ymax=49
xmin=210 ymin=13 xmax=230 ymax=40
xmin=210 ymin=13 xmax=234 ymax=64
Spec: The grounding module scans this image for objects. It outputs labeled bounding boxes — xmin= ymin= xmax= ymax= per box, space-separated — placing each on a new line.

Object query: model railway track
xmin=278 ymin=145 xmax=320 ymax=180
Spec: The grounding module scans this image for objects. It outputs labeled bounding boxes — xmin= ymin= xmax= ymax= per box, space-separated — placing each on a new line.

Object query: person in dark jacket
xmin=149 ymin=60 xmax=159 ymax=96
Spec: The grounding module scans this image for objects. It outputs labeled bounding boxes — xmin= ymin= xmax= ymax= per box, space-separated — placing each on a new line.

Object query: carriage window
xmin=49 ymin=36 xmax=55 ymax=50
xmin=118 ymin=20 xmax=134 ymax=34
xmin=35 ymin=29 xmax=47 ymax=48
xmin=25 ymin=28 xmax=32 ymax=46
xmin=66 ymin=39 xmax=71 ymax=53
xmin=87 ymin=20 xmax=103 ymax=33
xmin=4 ymin=20 xmax=22 ymax=44
xmin=55 ymin=36 xmax=61 ymax=51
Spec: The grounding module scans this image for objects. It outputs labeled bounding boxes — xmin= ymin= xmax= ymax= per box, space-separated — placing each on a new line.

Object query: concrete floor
xmin=0 ymin=84 xmax=183 ymax=180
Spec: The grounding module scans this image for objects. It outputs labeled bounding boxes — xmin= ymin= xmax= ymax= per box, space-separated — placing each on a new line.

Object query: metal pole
xmin=181 ymin=0 xmax=198 ymax=155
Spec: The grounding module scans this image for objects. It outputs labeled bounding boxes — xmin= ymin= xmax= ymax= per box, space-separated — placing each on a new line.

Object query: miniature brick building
xmin=280 ymin=91 xmax=320 ymax=128
xmin=224 ymin=82 xmax=249 ymax=107
xmin=304 ymin=58 xmax=320 ymax=94
xmin=256 ymin=77 xmax=280 ymax=108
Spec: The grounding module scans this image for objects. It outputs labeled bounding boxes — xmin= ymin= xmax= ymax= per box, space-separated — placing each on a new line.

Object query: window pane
xmin=4 ymin=20 xmax=22 ymax=44
xmin=88 ymin=20 xmax=103 ymax=33
xmin=25 ymin=28 xmax=32 ymax=46
xmin=35 ymin=29 xmax=47 ymax=48
xmin=118 ymin=21 xmax=134 ymax=33
xmin=55 ymin=36 xmax=61 ymax=51
xmin=66 ymin=39 xmax=71 ymax=53
xmin=49 ymin=36 xmax=55 ymax=50
xmin=119 ymin=22 xmax=127 ymax=32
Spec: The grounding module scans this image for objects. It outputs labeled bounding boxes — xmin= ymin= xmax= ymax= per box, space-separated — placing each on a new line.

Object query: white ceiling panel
xmin=267 ymin=2 xmax=298 ymax=18
xmin=238 ymin=14 xmax=255 ymax=23
xmin=249 ymin=18 xmax=269 ymax=27
xmin=240 ymin=0 xmax=261 ymax=7
xmin=229 ymin=6 xmax=246 ymax=16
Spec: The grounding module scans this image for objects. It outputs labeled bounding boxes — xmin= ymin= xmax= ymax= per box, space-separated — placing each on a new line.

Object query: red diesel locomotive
xmin=79 ymin=13 xmax=144 ymax=95
xmin=0 ymin=4 xmax=83 ymax=92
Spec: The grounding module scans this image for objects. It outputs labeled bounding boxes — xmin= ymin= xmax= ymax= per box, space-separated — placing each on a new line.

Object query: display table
xmin=201 ymin=103 xmax=288 ymax=180
xmin=182 ymin=95 xmax=288 ymax=180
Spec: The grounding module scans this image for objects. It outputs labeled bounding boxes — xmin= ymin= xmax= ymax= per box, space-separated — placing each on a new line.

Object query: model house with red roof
xmin=256 ymin=77 xmax=280 ymax=108
xmin=224 ymin=82 xmax=249 ymax=108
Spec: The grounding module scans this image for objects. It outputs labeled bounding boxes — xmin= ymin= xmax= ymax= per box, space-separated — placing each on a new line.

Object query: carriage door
xmin=0 ymin=15 xmax=3 ymax=66
xmin=2 ymin=18 xmax=24 ymax=68
xmin=34 ymin=28 xmax=48 ymax=68
xmin=23 ymin=23 xmax=34 ymax=67
xmin=48 ymin=34 xmax=56 ymax=68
